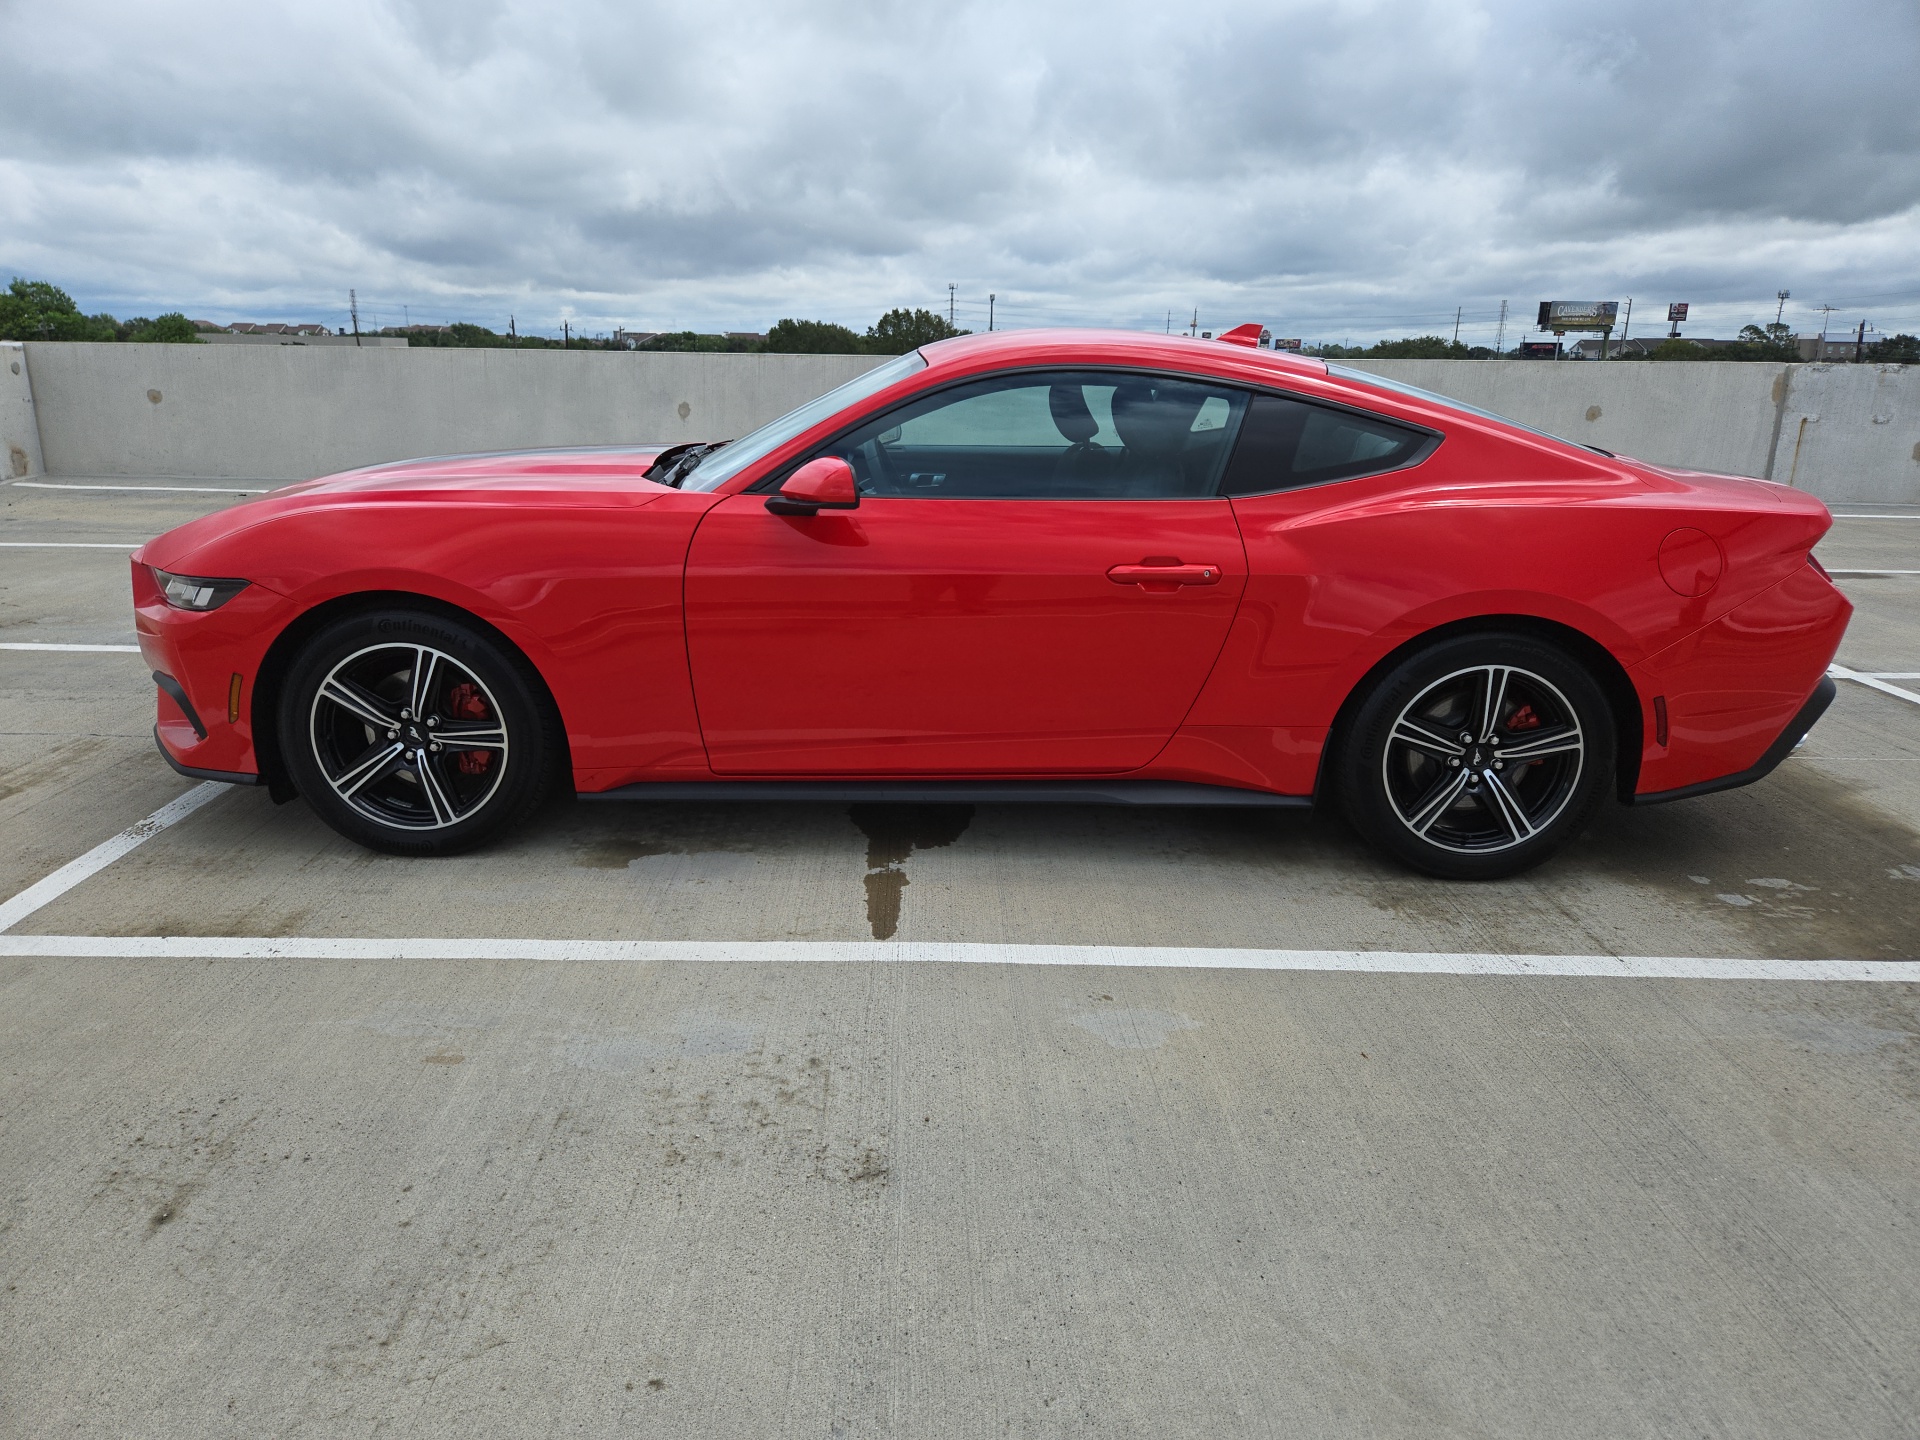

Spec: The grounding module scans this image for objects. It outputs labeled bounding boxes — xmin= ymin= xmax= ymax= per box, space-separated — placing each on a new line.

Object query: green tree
xmin=865 ymin=308 xmax=968 ymax=354
xmin=1649 ymin=338 xmax=1708 ymax=361
xmin=1867 ymin=333 xmax=1920 ymax=364
xmin=1735 ymin=323 xmax=1800 ymax=362
xmin=0 ymin=278 xmax=118 ymax=341
xmin=1361 ymin=335 xmax=1471 ymax=359
xmin=120 ymin=312 xmax=201 ymax=343
xmin=763 ymin=319 xmax=866 ymax=354
xmin=639 ymin=331 xmax=742 ymax=353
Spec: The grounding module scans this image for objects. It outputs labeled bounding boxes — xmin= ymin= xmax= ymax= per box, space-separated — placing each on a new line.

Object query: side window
xmin=1219 ymin=393 xmax=1432 ymax=496
xmin=815 ymin=371 xmax=1248 ymax=499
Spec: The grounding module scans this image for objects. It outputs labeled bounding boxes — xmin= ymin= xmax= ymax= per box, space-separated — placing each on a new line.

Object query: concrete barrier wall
xmin=1 ymin=343 xmax=47 ymax=478
xmin=20 ymin=343 xmax=885 ymax=481
xmin=1348 ymin=358 xmax=1920 ymax=504
xmin=11 ymin=341 xmax=1919 ymax=501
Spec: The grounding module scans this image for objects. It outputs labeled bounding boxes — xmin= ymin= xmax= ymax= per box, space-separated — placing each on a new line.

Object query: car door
xmin=682 ymin=369 xmax=1252 ymax=774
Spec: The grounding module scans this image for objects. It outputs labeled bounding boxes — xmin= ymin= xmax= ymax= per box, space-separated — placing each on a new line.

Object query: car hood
xmin=137 ymin=445 xmax=675 ymax=572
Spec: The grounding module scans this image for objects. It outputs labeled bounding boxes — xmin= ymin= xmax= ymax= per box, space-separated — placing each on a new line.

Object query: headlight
xmin=153 ymin=568 xmax=250 ymax=611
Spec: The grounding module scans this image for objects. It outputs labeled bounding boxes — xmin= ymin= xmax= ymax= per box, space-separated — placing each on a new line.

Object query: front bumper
xmin=134 ymin=559 xmax=289 ymax=781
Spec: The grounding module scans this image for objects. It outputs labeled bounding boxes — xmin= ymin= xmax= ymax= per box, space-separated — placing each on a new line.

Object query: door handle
xmin=1107 ymin=561 xmax=1223 ymax=589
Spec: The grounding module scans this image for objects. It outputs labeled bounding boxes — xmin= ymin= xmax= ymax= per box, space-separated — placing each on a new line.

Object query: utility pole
xmin=1493 ymin=299 xmax=1508 ymax=356
xmin=349 ymin=289 xmax=361 ymax=347
xmin=1452 ymin=306 xmax=1462 ymax=346
xmin=1776 ymin=290 xmax=1790 ymax=326
xmin=988 ymin=294 xmax=995 ymax=332
xmin=1166 ymin=310 xmax=1172 ymax=334
xmin=1190 ymin=308 xmax=1198 ymax=337
xmin=509 ymin=314 xmax=516 ymax=339
xmin=948 ymin=284 xmax=956 ymax=327
xmin=1619 ymin=298 xmax=1632 ymax=349
xmin=1855 ymin=319 xmax=1867 ymax=363
xmin=563 ymin=321 xmax=570 ymax=349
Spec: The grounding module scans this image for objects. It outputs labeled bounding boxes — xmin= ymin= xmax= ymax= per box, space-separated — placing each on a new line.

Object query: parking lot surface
xmin=3 ymin=478 xmax=1918 ymax=1437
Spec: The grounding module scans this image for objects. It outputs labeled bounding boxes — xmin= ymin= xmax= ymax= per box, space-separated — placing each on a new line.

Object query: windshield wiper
xmin=645 ymin=440 xmax=731 ymax=488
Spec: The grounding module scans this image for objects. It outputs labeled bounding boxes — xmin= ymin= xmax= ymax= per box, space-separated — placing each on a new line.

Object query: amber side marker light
xmin=1653 ymin=695 xmax=1670 ymax=747
xmin=229 ymin=673 xmax=243 ymax=724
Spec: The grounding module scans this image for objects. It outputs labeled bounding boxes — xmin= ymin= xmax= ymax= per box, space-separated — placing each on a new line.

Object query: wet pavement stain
xmin=1579 ymin=763 xmax=1920 ymax=958
xmin=847 ymin=805 xmax=974 ymax=938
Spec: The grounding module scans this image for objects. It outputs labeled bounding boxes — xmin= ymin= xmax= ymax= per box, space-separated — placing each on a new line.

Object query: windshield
xmin=1325 ymin=363 xmax=1580 ymax=449
xmin=680 ymin=350 xmax=929 ymax=491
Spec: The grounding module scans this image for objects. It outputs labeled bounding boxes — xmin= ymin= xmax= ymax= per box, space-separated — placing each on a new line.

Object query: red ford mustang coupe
xmin=132 ymin=328 xmax=1849 ymax=878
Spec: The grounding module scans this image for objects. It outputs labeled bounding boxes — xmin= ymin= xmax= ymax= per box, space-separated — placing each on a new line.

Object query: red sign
xmin=1667 ymin=303 xmax=1689 ymax=322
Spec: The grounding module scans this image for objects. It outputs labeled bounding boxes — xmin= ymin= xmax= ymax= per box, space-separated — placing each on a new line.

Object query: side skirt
xmin=580 ymin=779 xmax=1312 ymax=807
xmin=1631 ymin=676 xmax=1836 ymax=807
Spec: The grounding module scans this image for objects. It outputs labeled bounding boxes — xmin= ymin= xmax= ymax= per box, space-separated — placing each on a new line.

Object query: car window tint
xmin=816 ymin=370 xmax=1247 ymax=499
xmin=1219 ymin=392 xmax=1431 ymax=496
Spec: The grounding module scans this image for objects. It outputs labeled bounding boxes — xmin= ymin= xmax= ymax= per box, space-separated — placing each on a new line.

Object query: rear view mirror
xmin=766 ymin=457 xmax=860 ymax=516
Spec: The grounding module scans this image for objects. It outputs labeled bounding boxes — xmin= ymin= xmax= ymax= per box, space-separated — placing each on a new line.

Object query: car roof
xmin=916 ymin=327 xmax=1331 ymax=384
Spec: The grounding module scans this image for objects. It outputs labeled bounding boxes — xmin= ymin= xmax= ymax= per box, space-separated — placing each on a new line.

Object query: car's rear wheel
xmin=1338 ymin=633 xmax=1614 ymax=880
xmin=278 ymin=608 xmax=559 ymax=855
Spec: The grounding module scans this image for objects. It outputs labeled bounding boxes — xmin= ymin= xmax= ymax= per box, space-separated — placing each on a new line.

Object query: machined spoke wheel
xmin=1341 ymin=634 xmax=1614 ymax=880
xmin=308 ymin=642 xmax=511 ymax=832
xmin=1382 ymin=663 xmax=1585 ymax=854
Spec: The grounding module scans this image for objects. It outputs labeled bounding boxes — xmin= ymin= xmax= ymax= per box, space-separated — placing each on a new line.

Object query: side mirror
xmin=766 ymin=457 xmax=860 ymax=516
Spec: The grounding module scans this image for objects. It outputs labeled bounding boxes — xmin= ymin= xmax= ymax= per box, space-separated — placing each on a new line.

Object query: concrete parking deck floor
xmin=2 ymin=477 xmax=1918 ymax=1437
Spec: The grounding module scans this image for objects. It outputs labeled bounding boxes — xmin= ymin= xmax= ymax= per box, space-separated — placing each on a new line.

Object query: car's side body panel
xmin=683 ymin=495 xmax=1248 ymax=774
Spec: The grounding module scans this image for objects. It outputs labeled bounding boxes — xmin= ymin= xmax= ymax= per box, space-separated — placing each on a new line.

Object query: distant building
xmin=1798 ymin=331 xmax=1882 ymax=361
xmin=201 ymin=321 xmax=406 ymax=347
xmin=613 ymin=330 xmax=659 ymax=348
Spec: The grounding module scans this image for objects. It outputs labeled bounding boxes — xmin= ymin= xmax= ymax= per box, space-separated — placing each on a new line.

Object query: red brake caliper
xmin=446 ymin=682 xmax=492 ymax=774
xmin=1506 ymin=703 xmax=1540 ymax=731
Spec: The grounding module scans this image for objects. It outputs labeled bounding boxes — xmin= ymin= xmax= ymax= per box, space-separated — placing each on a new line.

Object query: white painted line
xmin=0 ymin=783 xmax=225 ymax=934
xmin=0 ymin=642 xmax=140 ymax=653
xmin=0 ymin=934 xmax=1912 ymax=980
xmin=7 ymin=482 xmax=267 ymax=495
xmin=1828 ymin=514 xmax=1920 ymax=520
xmin=1830 ymin=664 xmax=1920 ymax=708
xmin=0 ymin=541 xmax=143 ymax=548
xmin=1828 ymin=569 xmax=1920 ymax=576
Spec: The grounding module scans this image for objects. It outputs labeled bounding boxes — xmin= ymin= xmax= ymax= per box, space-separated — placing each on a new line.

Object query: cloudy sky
xmin=3 ymin=0 xmax=1917 ymax=345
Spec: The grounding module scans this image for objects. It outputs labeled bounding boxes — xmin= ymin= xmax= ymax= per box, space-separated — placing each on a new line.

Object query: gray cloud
xmin=2 ymin=0 xmax=1916 ymax=342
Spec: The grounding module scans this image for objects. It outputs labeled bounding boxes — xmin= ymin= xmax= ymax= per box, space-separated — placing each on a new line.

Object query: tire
xmin=1337 ymin=632 xmax=1615 ymax=880
xmin=277 ymin=607 xmax=561 ymax=856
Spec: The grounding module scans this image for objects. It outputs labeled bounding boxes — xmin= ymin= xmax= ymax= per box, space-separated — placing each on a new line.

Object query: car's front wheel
xmin=1338 ymin=633 xmax=1615 ymax=880
xmin=278 ymin=608 xmax=560 ymax=855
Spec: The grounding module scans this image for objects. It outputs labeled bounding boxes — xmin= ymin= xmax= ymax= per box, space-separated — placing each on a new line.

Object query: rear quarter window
xmin=1219 ymin=392 xmax=1435 ymax=496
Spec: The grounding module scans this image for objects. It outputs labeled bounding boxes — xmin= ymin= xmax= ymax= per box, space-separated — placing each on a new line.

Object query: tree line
xmin=0 ymin=280 xmax=201 ymax=343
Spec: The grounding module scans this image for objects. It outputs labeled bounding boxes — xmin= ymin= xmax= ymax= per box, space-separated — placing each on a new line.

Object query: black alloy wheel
xmin=278 ymin=608 xmax=560 ymax=855
xmin=1339 ymin=633 xmax=1614 ymax=880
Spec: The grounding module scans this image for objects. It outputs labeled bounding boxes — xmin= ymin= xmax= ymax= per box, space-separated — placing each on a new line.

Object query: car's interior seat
xmin=1111 ymin=381 xmax=1209 ymax=496
xmin=1048 ymin=384 xmax=1116 ymax=493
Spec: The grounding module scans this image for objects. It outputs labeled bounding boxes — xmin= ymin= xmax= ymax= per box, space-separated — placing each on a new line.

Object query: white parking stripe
xmin=7 ymin=482 xmax=267 ymax=494
xmin=1 ymin=642 xmax=140 ymax=653
xmin=0 ymin=541 xmax=144 ymax=548
xmin=0 ymin=934 xmax=1912 ymax=979
xmin=1830 ymin=664 xmax=1920 ymax=707
xmin=0 ymin=783 xmax=225 ymax=933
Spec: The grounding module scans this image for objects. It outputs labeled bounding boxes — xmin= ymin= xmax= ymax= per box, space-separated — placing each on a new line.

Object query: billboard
xmin=1667 ymin=303 xmax=1688 ymax=323
xmin=1537 ymin=301 xmax=1620 ymax=332
xmin=1269 ymin=337 xmax=1302 ymax=351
